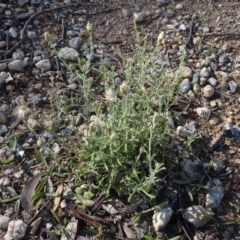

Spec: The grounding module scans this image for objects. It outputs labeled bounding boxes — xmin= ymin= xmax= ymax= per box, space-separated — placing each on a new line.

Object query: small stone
xmin=8 ymin=27 xmax=18 ymax=38
xmin=179 ymin=24 xmax=186 ymax=31
xmin=0 ymin=111 xmax=7 ymax=124
xmin=0 ymin=176 xmax=11 ymax=186
xmin=219 ymin=54 xmax=230 ymax=64
xmin=228 ymin=80 xmax=238 ymax=93
xmin=203 ymin=85 xmax=214 ymax=98
xmin=184 ymin=206 xmax=214 ymax=228
xmin=69 ymin=37 xmax=82 ymax=49
xmin=156 ymin=0 xmax=168 ymax=6
xmin=0 ymin=41 xmax=6 ymax=48
xmin=0 ymin=63 xmax=7 ymax=71
xmin=181 ymin=66 xmax=192 ymax=79
xmin=0 ymin=215 xmax=10 ymax=231
xmin=0 ymin=30 xmax=5 ymax=41
xmin=4 ymin=220 xmax=27 ymax=240
xmin=208 ymin=77 xmax=217 ymax=86
xmin=193 ymin=36 xmax=202 ymax=45
xmin=199 ymin=77 xmax=207 ymax=86
xmin=27 ymin=31 xmax=37 ymax=39
xmin=152 ymin=205 xmax=173 ymax=230
xmin=206 ymin=186 xmax=224 ymax=208
xmin=179 ymin=78 xmax=191 ymax=93
xmin=12 ymin=50 xmax=25 ymax=60
xmin=18 ymin=0 xmax=29 ymax=6
xmin=223 ymin=123 xmax=234 ymax=137
xmin=195 ymin=107 xmax=211 ymax=119
xmin=200 ymin=67 xmax=210 ymax=78
xmin=134 ymin=12 xmax=144 ymax=23
xmin=59 ymin=47 xmax=79 ymax=61
xmin=213 ymin=159 xmax=225 ymax=174
xmin=193 ymin=83 xmax=200 ymax=93
xmin=0 ymin=125 xmax=8 ymax=135
xmin=122 ymin=8 xmax=132 ymax=18
xmin=175 ymin=3 xmax=184 ymax=10
xmin=8 ymin=60 xmax=25 ymax=72
xmin=35 ymin=59 xmax=51 ymax=72
xmin=202 ymin=26 xmax=209 ymax=33
xmin=208 ymin=117 xmax=219 ymax=126
xmin=176 ymin=126 xmax=192 ymax=138
xmin=192 ymin=73 xmax=199 ymax=84
xmin=34 ymin=82 xmax=42 ymax=90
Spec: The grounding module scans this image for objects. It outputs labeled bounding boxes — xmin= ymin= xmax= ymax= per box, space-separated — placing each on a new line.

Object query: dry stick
xmin=61 ymin=18 xmax=66 ymax=40
xmin=6 ymin=30 xmax=9 ymax=51
xmin=185 ymin=14 xmax=196 ymax=48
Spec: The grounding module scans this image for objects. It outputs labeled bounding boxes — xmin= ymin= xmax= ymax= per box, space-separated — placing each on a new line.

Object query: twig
xmin=185 ymin=14 xmax=196 ymax=48
xmin=61 ymin=18 xmax=66 ymax=40
xmin=20 ymin=3 xmax=83 ymax=40
xmin=6 ymin=30 xmax=9 ymax=51
xmin=3 ymin=36 xmax=26 ymax=58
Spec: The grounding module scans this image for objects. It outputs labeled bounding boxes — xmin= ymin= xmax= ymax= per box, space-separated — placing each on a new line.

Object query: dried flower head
xmin=86 ymin=22 xmax=93 ymax=33
xmin=105 ymin=88 xmax=117 ymax=102
xmin=120 ymin=82 xmax=130 ymax=95
xmin=43 ymin=32 xmax=52 ymax=43
xmin=157 ymin=31 xmax=165 ymax=46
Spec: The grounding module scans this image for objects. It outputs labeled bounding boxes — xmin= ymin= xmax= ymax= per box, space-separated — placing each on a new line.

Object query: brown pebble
xmin=34 ymin=83 xmax=43 ymax=90
xmin=6 ymin=85 xmax=15 ymax=91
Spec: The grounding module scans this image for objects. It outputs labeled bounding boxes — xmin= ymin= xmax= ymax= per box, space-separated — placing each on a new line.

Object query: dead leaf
xmin=52 ymin=183 xmax=63 ymax=211
xmin=122 ymin=222 xmax=136 ymax=238
xmin=62 ymin=220 xmax=78 ymax=240
xmin=21 ymin=175 xmax=42 ymax=214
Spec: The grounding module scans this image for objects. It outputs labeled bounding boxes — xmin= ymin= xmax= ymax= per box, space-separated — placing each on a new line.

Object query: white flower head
xmin=105 ymin=87 xmax=117 ymax=102
xmin=157 ymin=31 xmax=165 ymax=46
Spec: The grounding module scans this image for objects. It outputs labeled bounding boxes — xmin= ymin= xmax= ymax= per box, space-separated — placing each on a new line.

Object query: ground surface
xmin=0 ymin=0 xmax=240 ymax=239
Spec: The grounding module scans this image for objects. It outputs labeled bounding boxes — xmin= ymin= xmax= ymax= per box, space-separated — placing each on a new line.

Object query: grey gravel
xmin=203 ymin=85 xmax=214 ymax=98
xmin=200 ymin=67 xmax=210 ymax=78
xmin=208 ymin=77 xmax=217 ymax=86
xmin=152 ymin=205 xmax=173 ymax=231
xmin=27 ymin=30 xmax=37 ymax=39
xmin=8 ymin=27 xmax=18 ymax=38
xmin=0 ymin=215 xmax=10 ymax=231
xmin=179 ymin=78 xmax=191 ymax=93
xmin=192 ymin=73 xmax=199 ymax=84
xmin=228 ymin=80 xmax=238 ymax=93
xmin=0 ymin=125 xmax=8 ymax=135
xmin=59 ymin=47 xmax=79 ymax=61
xmin=175 ymin=3 xmax=183 ymax=10
xmin=206 ymin=186 xmax=224 ymax=208
xmin=219 ymin=54 xmax=230 ymax=64
xmin=69 ymin=37 xmax=82 ymax=49
xmin=4 ymin=220 xmax=27 ymax=240
xmin=0 ymin=176 xmax=11 ymax=186
xmin=12 ymin=50 xmax=25 ymax=60
xmin=184 ymin=205 xmax=214 ymax=228
xmin=35 ymin=59 xmax=51 ymax=72
xmin=0 ymin=111 xmax=7 ymax=124
xmin=8 ymin=60 xmax=25 ymax=72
